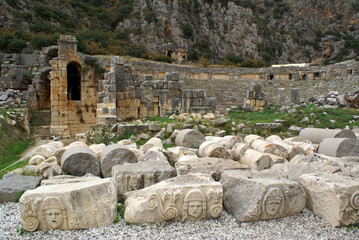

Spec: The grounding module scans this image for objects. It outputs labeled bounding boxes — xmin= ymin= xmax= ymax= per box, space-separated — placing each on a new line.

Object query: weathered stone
xmin=164 ymin=146 xmax=198 ymax=163
xmin=140 ymin=137 xmax=163 ymax=153
xmin=318 ymin=138 xmax=359 ymax=157
xmin=199 ymin=141 xmax=233 ymax=159
xmin=41 ymin=174 xmax=100 ymax=186
xmin=243 ymin=134 xmax=263 ymax=145
xmin=299 ymin=128 xmax=356 ymax=144
xmin=176 ymin=157 xmax=247 ymax=180
xmin=30 ymin=145 xmax=55 ymax=158
xmin=262 ymin=162 xmax=341 ymax=182
xmin=240 ymin=149 xmax=273 ymax=171
xmin=299 ymin=173 xmax=359 ymax=227
xmin=139 ymin=150 xmax=168 ymax=163
xmin=251 ymin=139 xmax=289 ymax=159
xmin=53 ymin=147 xmax=69 ymax=166
xmin=175 ymin=129 xmax=205 ymax=149
xmin=61 ymin=146 xmax=100 ymax=177
xmin=29 ymin=155 xmax=46 ymax=165
xmin=124 ymin=173 xmax=223 ymax=223
xmin=112 ymin=160 xmax=175 ymax=201
xmin=232 ymin=142 xmax=250 ymax=161
xmin=266 ymin=135 xmax=306 ymax=160
xmin=220 ymin=170 xmax=306 ymax=222
xmin=68 ymin=141 xmax=88 ymax=147
xmin=149 ymin=123 xmax=162 ymax=131
xmin=19 ymin=178 xmax=117 ymax=231
xmin=100 ymin=144 xmax=140 ymax=178
xmin=0 ymin=173 xmax=42 ymax=203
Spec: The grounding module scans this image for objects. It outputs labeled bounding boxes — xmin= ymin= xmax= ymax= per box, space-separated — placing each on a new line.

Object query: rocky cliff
xmin=0 ymin=0 xmax=358 ymax=65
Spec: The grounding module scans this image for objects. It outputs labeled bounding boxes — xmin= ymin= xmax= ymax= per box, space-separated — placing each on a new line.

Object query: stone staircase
xmin=30 ymin=109 xmax=51 ymax=139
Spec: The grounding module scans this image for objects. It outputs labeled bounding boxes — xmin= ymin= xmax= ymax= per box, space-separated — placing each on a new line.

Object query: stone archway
xmin=67 ymin=62 xmax=81 ymax=101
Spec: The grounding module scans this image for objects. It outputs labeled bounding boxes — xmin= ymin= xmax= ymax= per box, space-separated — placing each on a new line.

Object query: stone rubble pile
xmin=0 ymin=88 xmax=27 ymax=108
xmin=308 ymin=90 xmax=359 ymax=109
xmin=1 ymin=126 xmax=359 ymax=233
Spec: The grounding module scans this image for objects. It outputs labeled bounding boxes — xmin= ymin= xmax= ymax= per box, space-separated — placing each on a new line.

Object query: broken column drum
xmin=299 ymin=128 xmax=356 ymax=144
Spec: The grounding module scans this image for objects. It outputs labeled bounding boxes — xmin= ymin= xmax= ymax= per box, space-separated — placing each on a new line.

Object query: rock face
xmin=112 ymin=160 xmax=176 ymax=201
xmin=318 ymin=138 xmax=359 ymax=157
xmin=100 ymin=144 xmax=140 ymax=178
xmin=0 ymin=173 xmax=42 ymax=203
xmin=19 ymin=178 xmax=117 ymax=231
xmin=175 ymin=129 xmax=206 ymax=149
xmin=299 ymin=173 xmax=359 ymax=227
xmin=299 ymin=128 xmax=356 ymax=144
xmin=220 ymin=170 xmax=306 ymax=222
xmin=124 ymin=173 xmax=223 ymax=223
xmin=61 ymin=146 xmax=100 ymax=177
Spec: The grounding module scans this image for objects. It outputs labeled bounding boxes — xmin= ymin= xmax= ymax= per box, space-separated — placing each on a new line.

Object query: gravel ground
xmin=1 ymin=202 xmax=358 ymax=240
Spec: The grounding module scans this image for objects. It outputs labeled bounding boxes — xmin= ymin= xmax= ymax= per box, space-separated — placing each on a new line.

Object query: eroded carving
xmin=262 ymin=187 xmax=284 ymax=218
xmin=182 ymin=189 xmax=207 ymax=221
xmin=244 ymin=201 xmax=261 ymax=220
xmin=41 ymin=197 xmax=68 ymax=231
xmin=21 ymin=198 xmax=41 ymax=231
xmin=350 ymin=191 xmax=359 ymax=209
xmin=207 ymin=189 xmax=223 ymax=218
xmin=146 ymin=190 xmax=182 ymax=220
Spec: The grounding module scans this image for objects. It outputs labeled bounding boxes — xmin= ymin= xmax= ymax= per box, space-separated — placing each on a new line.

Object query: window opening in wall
xmin=348 ymin=69 xmax=353 ymax=75
xmin=67 ymin=62 xmax=81 ymax=100
xmin=301 ymin=74 xmax=307 ymax=80
xmin=167 ymin=51 xmax=173 ymax=57
xmin=268 ymin=74 xmax=274 ymax=80
xmin=314 ymin=72 xmax=320 ymax=79
xmin=289 ymin=74 xmax=292 ymax=80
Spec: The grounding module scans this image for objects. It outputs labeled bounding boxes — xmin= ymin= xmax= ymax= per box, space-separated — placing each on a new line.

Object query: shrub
xmin=144 ymin=11 xmax=157 ymax=23
xmin=199 ymin=57 xmax=210 ymax=67
xmin=183 ymin=23 xmax=193 ymax=39
xmin=187 ymin=48 xmax=198 ymax=61
xmin=31 ymin=35 xmax=53 ymax=50
xmin=225 ymin=53 xmax=243 ymax=65
xmin=8 ymin=39 xmax=27 ymax=53
xmin=148 ymin=53 xmax=174 ymax=63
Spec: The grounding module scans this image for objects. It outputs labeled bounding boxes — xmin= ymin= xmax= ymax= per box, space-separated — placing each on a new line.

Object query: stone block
xmin=100 ymin=144 xmax=140 ymax=178
xmin=149 ymin=123 xmax=162 ymax=131
xmin=318 ymin=138 xmax=359 ymax=157
xmin=124 ymin=173 xmax=223 ymax=223
xmin=61 ymin=146 xmax=100 ymax=177
xmin=0 ymin=173 xmax=42 ymax=203
xmin=299 ymin=128 xmax=356 ymax=144
xmin=112 ymin=160 xmax=176 ymax=201
xmin=170 ymin=72 xmax=179 ymax=81
xmin=299 ymin=173 xmax=359 ymax=227
xmin=220 ymin=170 xmax=306 ymax=222
xmin=251 ymin=139 xmax=289 ymax=159
xmin=240 ymin=149 xmax=273 ymax=171
xmin=175 ymin=129 xmax=206 ymax=149
xmin=140 ymin=137 xmax=163 ymax=153
xmin=175 ymin=157 xmax=247 ymax=180
xmin=198 ymin=141 xmax=232 ymax=159
xmin=19 ymin=178 xmax=117 ymax=231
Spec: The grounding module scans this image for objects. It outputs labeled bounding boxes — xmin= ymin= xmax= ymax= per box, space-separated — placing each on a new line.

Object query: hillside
xmin=0 ymin=0 xmax=359 ymax=66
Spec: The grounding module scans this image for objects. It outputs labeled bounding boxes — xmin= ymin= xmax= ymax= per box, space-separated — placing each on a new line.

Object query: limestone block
xmin=124 ymin=173 xmax=223 ymax=223
xmin=220 ymin=170 xmax=306 ymax=222
xmin=41 ymin=174 xmax=100 ymax=186
xmin=251 ymin=139 xmax=289 ymax=159
xmin=244 ymin=134 xmax=264 ymax=145
xmin=286 ymin=141 xmax=317 ymax=155
xmin=19 ymin=178 xmax=117 ymax=231
xmin=89 ymin=143 xmax=106 ymax=159
xmin=232 ymin=142 xmax=250 ymax=161
xmin=318 ymin=138 xmax=359 ymax=157
xmin=139 ymin=150 xmax=168 ymax=163
xmin=175 ymin=129 xmax=206 ymax=149
xmin=266 ymin=135 xmax=306 ymax=160
xmin=320 ymin=156 xmax=359 ymax=177
xmin=30 ymin=145 xmax=54 ymax=158
xmin=299 ymin=173 xmax=359 ymax=227
xmin=112 ymin=160 xmax=176 ymax=201
xmin=240 ymin=149 xmax=273 ymax=171
xmin=175 ymin=157 xmax=247 ymax=180
xmin=0 ymin=173 xmax=42 ymax=203
xmin=265 ymin=153 xmax=287 ymax=164
xmin=140 ymin=137 xmax=163 ymax=154
xmin=29 ymin=155 xmax=46 ymax=166
xmin=61 ymin=146 xmax=100 ymax=177
xmin=100 ymin=144 xmax=140 ymax=178
xmin=198 ymin=141 xmax=233 ymax=159
xmin=299 ymin=128 xmax=356 ymax=144
xmin=262 ymin=162 xmax=341 ymax=182
xmin=46 ymin=141 xmax=64 ymax=150
xmin=53 ymin=147 xmax=69 ymax=165
xmin=164 ymin=147 xmax=198 ymax=163
xmin=68 ymin=141 xmax=88 ymax=147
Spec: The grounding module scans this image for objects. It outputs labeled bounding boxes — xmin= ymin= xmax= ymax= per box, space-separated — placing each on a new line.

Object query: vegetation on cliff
xmin=0 ymin=0 xmax=358 ymax=65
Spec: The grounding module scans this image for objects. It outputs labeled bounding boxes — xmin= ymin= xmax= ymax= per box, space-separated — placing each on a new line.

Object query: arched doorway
xmin=37 ymin=70 xmax=51 ymax=109
xmin=67 ymin=62 xmax=81 ymax=100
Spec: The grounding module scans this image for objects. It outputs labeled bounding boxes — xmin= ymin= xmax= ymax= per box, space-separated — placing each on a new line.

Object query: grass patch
xmin=346 ymin=224 xmax=359 ymax=231
xmin=15 ymin=190 xmax=26 ymax=203
xmin=0 ymin=138 xmax=34 ymax=179
xmin=117 ymin=203 xmax=125 ymax=219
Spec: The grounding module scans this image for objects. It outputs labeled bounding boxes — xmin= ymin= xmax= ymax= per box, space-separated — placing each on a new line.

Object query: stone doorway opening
xmin=67 ymin=62 xmax=81 ymax=100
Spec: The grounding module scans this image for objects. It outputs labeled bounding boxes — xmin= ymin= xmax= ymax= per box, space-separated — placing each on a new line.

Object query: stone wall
xmin=127 ymin=60 xmax=359 ymax=112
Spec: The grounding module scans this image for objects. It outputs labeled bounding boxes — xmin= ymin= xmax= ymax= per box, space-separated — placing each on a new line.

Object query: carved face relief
xmin=45 ymin=209 xmax=63 ymax=229
xmin=264 ymin=198 xmax=282 ymax=216
xmin=176 ymin=161 xmax=189 ymax=176
xmin=262 ymin=187 xmax=284 ymax=218
xmin=188 ymin=201 xmax=203 ymax=219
